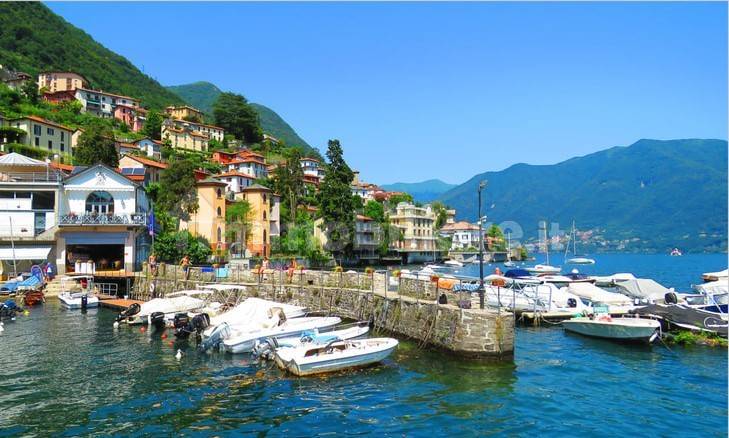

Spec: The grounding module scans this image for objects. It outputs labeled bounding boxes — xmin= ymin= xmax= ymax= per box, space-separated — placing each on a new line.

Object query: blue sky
xmin=48 ymin=2 xmax=727 ymax=185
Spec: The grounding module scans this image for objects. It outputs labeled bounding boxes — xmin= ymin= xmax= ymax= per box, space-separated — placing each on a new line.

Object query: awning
xmin=0 ymin=246 xmax=52 ymax=261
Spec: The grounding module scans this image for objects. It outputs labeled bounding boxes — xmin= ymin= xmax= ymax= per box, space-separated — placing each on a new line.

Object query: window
xmin=60 ymin=132 xmax=65 ymax=141
xmin=217 ymin=206 xmax=222 ymax=217
xmin=263 ymin=210 xmax=266 ymax=220
xmin=216 ymin=188 xmax=222 ymax=198
xmin=85 ymin=191 xmax=114 ymax=214
xmin=33 ymin=125 xmax=41 ymax=136
xmin=31 ymin=191 xmax=55 ymax=210
xmin=48 ymin=140 xmax=52 ymax=149
xmin=47 ymin=128 xmax=54 ymax=135
xmin=217 ymin=227 xmax=222 ymax=243
xmin=60 ymin=144 xmax=64 ymax=152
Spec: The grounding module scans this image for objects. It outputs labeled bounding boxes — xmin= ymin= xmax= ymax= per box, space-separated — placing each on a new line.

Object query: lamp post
xmin=477 ymin=180 xmax=487 ymax=309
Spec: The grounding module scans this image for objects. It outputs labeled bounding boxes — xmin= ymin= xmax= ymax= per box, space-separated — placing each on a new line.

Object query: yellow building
xmin=165 ymin=105 xmax=205 ymax=122
xmin=235 ymin=184 xmax=272 ymax=257
xmin=37 ymin=71 xmax=88 ymax=92
xmin=161 ymin=122 xmax=209 ymax=152
xmin=5 ymin=116 xmax=73 ymax=157
xmin=389 ymin=202 xmax=438 ymax=263
xmin=179 ymin=177 xmax=228 ymax=251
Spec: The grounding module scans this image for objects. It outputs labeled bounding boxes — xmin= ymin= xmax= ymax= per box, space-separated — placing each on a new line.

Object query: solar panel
xmin=120 ymin=168 xmax=134 ymax=174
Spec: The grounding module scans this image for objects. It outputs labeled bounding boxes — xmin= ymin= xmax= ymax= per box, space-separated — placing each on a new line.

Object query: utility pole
xmin=477 ymin=180 xmax=487 ymax=309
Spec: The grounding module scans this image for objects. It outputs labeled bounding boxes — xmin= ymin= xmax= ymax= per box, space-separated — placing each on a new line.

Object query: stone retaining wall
xmin=129 ymin=265 xmax=514 ymax=360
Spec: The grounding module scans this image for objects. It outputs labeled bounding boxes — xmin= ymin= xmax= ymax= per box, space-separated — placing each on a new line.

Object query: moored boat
xmin=58 ymin=275 xmax=99 ymax=310
xmin=23 ymin=290 xmax=45 ymax=306
xmin=274 ymin=337 xmax=399 ymax=376
xmin=222 ymin=316 xmax=342 ymax=354
xmin=562 ymin=314 xmax=661 ymax=343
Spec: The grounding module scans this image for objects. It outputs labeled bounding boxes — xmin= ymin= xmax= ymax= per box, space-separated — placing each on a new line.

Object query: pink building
xmin=113 ymin=104 xmax=146 ymax=132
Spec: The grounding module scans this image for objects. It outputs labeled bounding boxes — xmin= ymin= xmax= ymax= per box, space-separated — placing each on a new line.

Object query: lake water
xmin=1 ymin=254 xmax=726 ymax=436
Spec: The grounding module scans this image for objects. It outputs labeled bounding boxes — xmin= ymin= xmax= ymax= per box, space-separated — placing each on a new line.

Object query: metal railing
xmin=0 ymin=171 xmax=62 ymax=183
xmin=58 ymin=212 xmax=146 ymax=226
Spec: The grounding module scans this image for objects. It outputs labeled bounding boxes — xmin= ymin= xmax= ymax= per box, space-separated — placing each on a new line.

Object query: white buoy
xmin=113 ymin=321 xmax=119 ymax=329
xmin=176 ymin=349 xmax=182 ymax=360
xmin=0 ymin=322 xmax=4 ymax=333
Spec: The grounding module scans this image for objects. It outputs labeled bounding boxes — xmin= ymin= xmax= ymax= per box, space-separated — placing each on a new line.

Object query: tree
xmin=316 ymin=139 xmax=356 ymax=261
xmin=431 ymin=201 xmax=448 ymax=230
xmin=21 ymin=79 xmax=38 ymax=104
xmin=363 ymin=200 xmax=385 ymax=223
xmin=486 ymin=224 xmax=506 ymax=251
xmin=213 ymin=92 xmax=263 ymax=144
xmin=388 ymin=192 xmax=413 ymax=206
xmin=74 ymin=120 xmax=119 ymax=167
xmin=273 ymin=148 xmax=305 ymax=225
xmin=158 ymin=157 xmax=198 ymax=221
xmin=226 ymin=200 xmax=252 ymax=255
xmin=153 ymin=230 xmax=211 ymax=264
xmin=142 ymin=110 xmax=163 ymax=140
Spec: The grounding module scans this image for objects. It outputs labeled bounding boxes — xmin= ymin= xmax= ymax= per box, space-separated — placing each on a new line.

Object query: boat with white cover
xmin=525 ymin=264 xmax=561 ymax=275
xmin=118 ymin=294 xmax=206 ymax=325
xmin=562 ymin=314 xmax=661 ymax=343
xmin=274 ymin=337 xmax=399 ymax=376
xmin=565 ymin=282 xmax=634 ymax=308
xmin=202 ymin=297 xmax=307 ymax=338
xmin=58 ymin=275 xmax=99 ymax=309
xmin=222 ymin=316 xmax=342 ymax=353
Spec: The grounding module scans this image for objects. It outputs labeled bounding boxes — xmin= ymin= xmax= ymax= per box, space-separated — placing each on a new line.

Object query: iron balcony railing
xmin=58 ymin=212 xmax=147 ymax=226
xmin=0 ymin=171 xmax=62 ymax=183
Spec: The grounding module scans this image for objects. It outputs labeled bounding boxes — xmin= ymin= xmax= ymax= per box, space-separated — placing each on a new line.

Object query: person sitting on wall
xmin=287 ymin=258 xmax=298 ymax=281
xmin=180 ymin=255 xmax=191 ymax=280
xmin=492 ymin=267 xmax=506 ymax=287
xmin=148 ymin=253 xmax=158 ymax=276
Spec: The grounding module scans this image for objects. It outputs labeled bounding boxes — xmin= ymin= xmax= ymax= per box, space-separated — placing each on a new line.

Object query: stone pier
xmin=129 ymin=265 xmax=514 ymax=360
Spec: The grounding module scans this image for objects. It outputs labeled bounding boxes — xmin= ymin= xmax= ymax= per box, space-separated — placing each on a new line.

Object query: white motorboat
xmin=222 ymin=316 xmax=342 ymax=354
xmin=118 ymin=294 xmax=206 ymax=325
xmin=274 ymin=337 xmax=399 ymax=376
xmin=525 ymin=264 xmax=561 ymax=275
xmin=562 ymin=314 xmax=661 ymax=343
xmin=538 ymin=274 xmax=595 ymax=288
xmin=255 ymin=322 xmax=371 ymax=358
xmin=443 ymin=260 xmax=464 ymax=268
xmin=58 ymin=275 xmax=99 ymax=309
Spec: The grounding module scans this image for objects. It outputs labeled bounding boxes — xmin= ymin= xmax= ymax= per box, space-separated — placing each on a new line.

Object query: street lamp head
xmin=479 ymin=180 xmax=487 ymax=191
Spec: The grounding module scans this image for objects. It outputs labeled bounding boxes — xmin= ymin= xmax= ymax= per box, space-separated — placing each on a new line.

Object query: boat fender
xmin=664 ymin=292 xmax=678 ymax=305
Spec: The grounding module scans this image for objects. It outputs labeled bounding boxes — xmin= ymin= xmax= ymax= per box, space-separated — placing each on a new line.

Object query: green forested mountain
xmin=166 ymin=81 xmax=221 ymax=114
xmin=0 ymin=2 xmax=184 ymax=110
xmin=438 ymin=139 xmax=728 ymax=253
xmin=166 ymin=81 xmax=318 ymax=157
xmin=381 ymin=179 xmax=457 ymax=203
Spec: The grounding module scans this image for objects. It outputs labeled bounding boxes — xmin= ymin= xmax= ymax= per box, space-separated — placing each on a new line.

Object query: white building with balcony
xmin=389 ymin=202 xmax=440 ymax=263
xmin=55 ymin=164 xmax=150 ymax=275
xmin=0 ymin=153 xmax=62 ymax=277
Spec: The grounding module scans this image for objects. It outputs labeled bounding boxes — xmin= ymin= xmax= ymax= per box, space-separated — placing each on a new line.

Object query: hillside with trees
xmin=0 ymin=2 xmax=184 ymax=110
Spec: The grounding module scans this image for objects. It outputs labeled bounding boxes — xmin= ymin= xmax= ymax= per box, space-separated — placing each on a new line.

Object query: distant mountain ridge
xmin=166 ymin=81 xmax=318 ymax=158
xmin=437 ymin=139 xmax=727 ymax=253
xmin=381 ymin=179 xmax=457 ymax=203
xmin=0 ymin=2 xmax=184 ymax=110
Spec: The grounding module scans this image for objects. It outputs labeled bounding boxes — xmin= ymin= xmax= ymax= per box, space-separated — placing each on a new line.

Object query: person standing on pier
xmin=180 ymin=255 xmax=191 ymax=280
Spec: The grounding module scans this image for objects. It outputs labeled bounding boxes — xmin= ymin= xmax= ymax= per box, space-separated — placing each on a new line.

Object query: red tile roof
xmin=14 ymin=115 xmax=73 ymax=131
xmin=121 ymin=154 xmax=169 ymax=169
xmin=215 ymin=171 xmax=256 ymax=179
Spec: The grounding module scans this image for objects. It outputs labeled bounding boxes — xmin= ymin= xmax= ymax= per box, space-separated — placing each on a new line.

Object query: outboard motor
xmin=664 ymin=292 xmax=678 ymax=305
xmin=81 ymin=295 xmax=88 ymax=311
xmin=0 ymin=300 xmax=20 ymax=320
xmin=199 ymin=322 xmax=230 ymax=352
xmin=173 ymin=313 xmax=192 ymax=339
xmin=149 ymin=311 xmax=166 ymax=330
xmin=116 ymin=303 xmax=141 ymax=322
xmin=567 ymin=298 xmax=577 ymax=308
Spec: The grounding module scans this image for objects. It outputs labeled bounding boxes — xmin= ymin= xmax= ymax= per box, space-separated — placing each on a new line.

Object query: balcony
xmin=0 ymin=171 xmax=62 ymax=183
xmin=58 ymin=212 xmax=146 ymax=226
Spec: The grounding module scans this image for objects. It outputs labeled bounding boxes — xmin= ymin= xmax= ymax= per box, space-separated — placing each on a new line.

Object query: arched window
xmin=216 ymin=188 xmax=222 ymax=198
xmin=86 ymin=191 xmax=114 ymax=214
xmin=217 ymin=206 xmax=222 ymax=217
xmin=217 ymin=226 xmax=222 ymax=243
